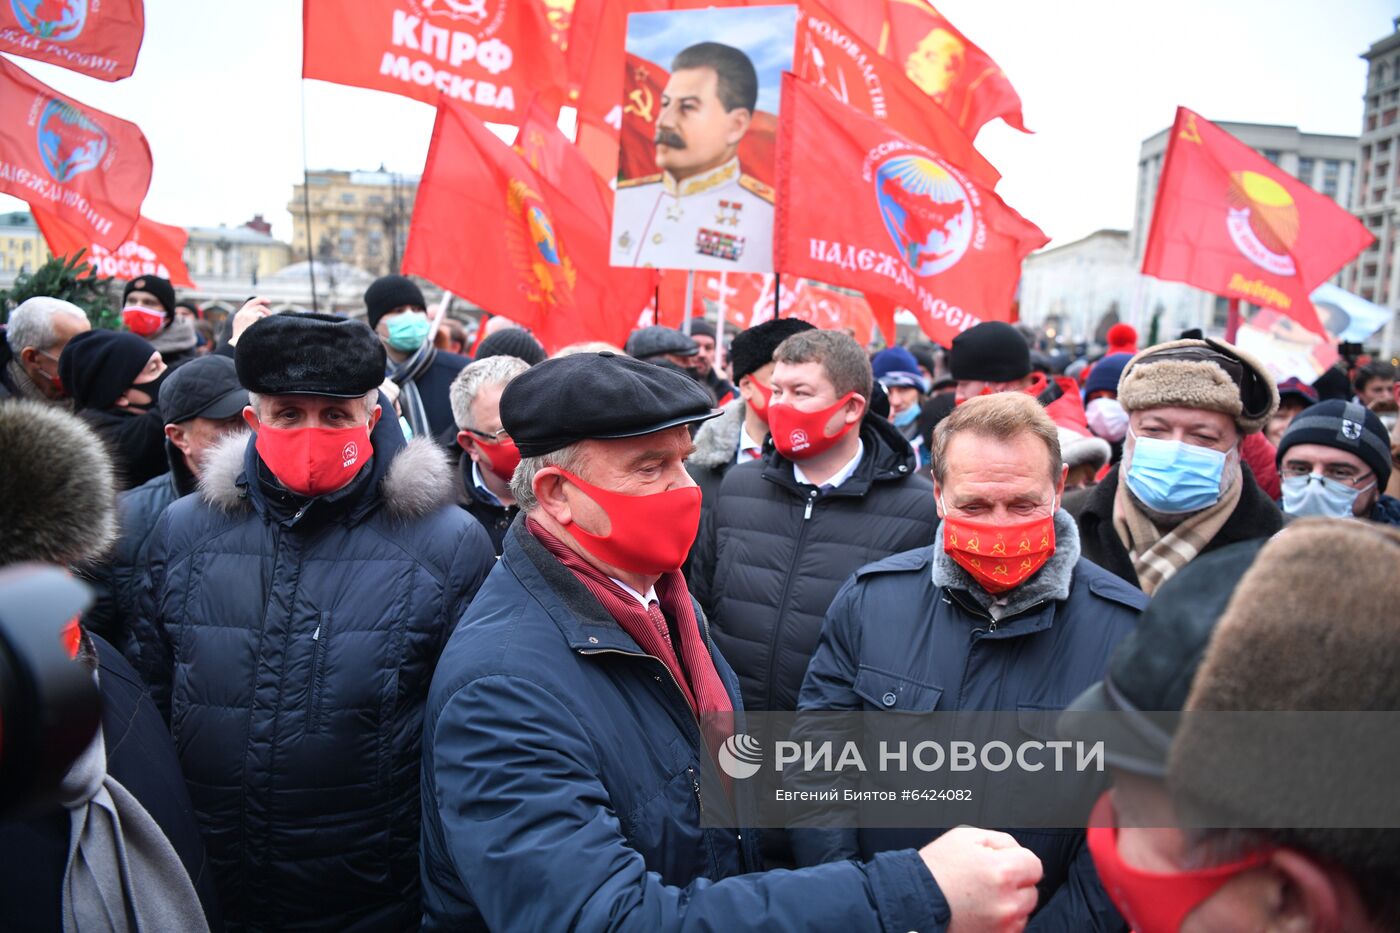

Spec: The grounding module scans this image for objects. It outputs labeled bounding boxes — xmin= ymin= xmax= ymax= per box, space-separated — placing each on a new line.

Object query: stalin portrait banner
xmin=611 ymin=5 xmax=796 ymax=274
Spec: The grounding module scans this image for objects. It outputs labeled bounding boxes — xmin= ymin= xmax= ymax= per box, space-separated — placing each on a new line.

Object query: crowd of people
xmin=1 ymin=270 xmax=1399 ymax=932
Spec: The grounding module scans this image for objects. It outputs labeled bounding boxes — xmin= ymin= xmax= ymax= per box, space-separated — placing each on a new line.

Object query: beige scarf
xmin=1113 ymin=471 xmax=1241 ymax=595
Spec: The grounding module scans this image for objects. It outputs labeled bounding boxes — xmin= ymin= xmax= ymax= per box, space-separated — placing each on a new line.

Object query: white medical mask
xmin=1086 ymin=397 xmax=1129 ymax=442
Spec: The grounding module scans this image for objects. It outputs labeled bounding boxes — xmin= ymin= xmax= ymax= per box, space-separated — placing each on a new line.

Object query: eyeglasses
xmin=464 ymin=427 xmax=510 ymax=444
xmin=1280 ymin=462 xmax=1374 ymax=486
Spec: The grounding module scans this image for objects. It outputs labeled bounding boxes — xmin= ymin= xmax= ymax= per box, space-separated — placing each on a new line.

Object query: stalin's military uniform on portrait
xmin=612 ymin=156 xmax=775 ymax=272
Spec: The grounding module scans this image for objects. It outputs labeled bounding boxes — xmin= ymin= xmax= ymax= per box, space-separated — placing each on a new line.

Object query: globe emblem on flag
xmin=36 ymin=99 xmax=108 ymax=183
xmin=526 ymin=204 xmax=561 ymax=266
xmin=1225 ymin=170 xmax=1299 ymax=277
xmin=10 ymin=0 xmax=88 ymax=41
xmin=506 ymin=179 xmax=577 ymax=307
xmin=874 ymin=155 xmax=973 ymax=277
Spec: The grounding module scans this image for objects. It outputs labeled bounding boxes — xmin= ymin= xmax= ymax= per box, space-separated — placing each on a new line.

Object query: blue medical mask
xmin=386 ymin=311 xmax=430 ymax=352
xmin=1281 ymin=473 xmax=1369 ymax=519
xmin=1124 ymin=431 xmax=1229 ymax=513
xmin=893 ymin=403 xmax=921 ymax=428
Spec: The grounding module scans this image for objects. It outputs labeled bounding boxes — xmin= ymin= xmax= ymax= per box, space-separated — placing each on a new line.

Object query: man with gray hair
xmin=131 ymin=312 xmax=494 ymax=931
xmin=449 ymin=353 xmax=530 ymax=553
xmin=1 ymin=296 xmax=90 ymax=403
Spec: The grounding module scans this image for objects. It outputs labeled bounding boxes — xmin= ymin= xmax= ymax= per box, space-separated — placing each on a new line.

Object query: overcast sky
xmin=2 ymin=0 xmax=1394 ymax=249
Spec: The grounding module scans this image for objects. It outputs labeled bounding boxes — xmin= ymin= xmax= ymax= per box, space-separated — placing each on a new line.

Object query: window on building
xmin=1261 ymin=149 xmax=1281 ymax=164
xmin=367 ymin=195 xmax=385 ymax=207
xmin=340 ymin=193 xmax=355 ymax=205
xmin=1297 ymin=157 xmax=1315 ymax=182
xmin=1381 ymin=139 xmax=1393 ymax=153
xmin=339 ymin=213 xmax=355 ymax=224
xmin=1384 ymin=108 xmax=1398 ymax=127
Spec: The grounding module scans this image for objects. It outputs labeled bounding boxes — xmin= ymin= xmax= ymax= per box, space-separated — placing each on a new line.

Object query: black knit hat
xmin=949 ymin=321 xmax=1030 ymax=382
xmin=688 ymin=318 xmax=716 ymax=340
xmin=58 ymin=329 xmax=156 ymax=412
xmin=123 ymin=275 xmax=176 ymax=319
xmin=476 ymin=327 xmax=546 ymax=366
xmin=236 ymin=313 xmax=386 ymax=398
xmin=363 ymin=274 xmax=426 ymax=330
xmin=1276 ymin=399 xmax=1392 ymax=490
xmin=728 ymin=318 xmax=815 ymax=384
xmin=501 ymin=351 xmax=718 ymax=457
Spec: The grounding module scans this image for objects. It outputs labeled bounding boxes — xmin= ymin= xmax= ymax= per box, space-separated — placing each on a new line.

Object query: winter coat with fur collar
xmin=130 ymin=413 xmax=495 ymax=932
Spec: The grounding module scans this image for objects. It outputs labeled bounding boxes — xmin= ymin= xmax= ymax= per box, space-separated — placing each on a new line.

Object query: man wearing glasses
xmin=450 ymin=355 xmax=532 ymax=554
xmin=1276 ymin=399 xmax=1400 ymax=526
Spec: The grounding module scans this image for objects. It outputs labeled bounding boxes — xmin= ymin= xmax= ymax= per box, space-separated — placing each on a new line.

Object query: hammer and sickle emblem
xmin=626 ymin=86 xmax=655 ymax=122
xmin=1019 ymin=558 xmax=1034 ymax=572
xmin=1017 ymin=539 xmax=1031 ymax=553
xmin=991 ymin=542 xmax=1007 ymax=556
xmin=966 ymin=536 xmax=979 ymax=553
xmin=1179 ymin=112 xmax=1203 ymax=145
xmin=992 ymin=564 xmax=1008 ymax=576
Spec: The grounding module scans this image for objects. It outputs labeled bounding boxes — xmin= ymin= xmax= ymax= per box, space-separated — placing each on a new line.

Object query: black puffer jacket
xmin=131 ymin=414 xmax=495 ymax=932
xmin=688 ymin=415 xmax=938 ymax=711
xmin=80 ymin=406 xmax=168 ymax=490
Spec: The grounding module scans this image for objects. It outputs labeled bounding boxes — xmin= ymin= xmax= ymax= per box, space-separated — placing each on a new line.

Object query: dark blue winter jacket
xmin=420 ymin=520 xmax=951 ymax=932
xmin=131 ymin=414 xmax=495 ymax=932
xmin=795 ymin=513 xmax=1145 ymax=931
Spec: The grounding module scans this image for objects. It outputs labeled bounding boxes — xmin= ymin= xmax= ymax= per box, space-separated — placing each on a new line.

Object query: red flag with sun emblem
xmin=404 ymin=97 xmax=655 ymax=352
xmin=33 ymin=207 xmax=193 ymax=287
xmin=1142 ymin=107 xmax=1375 ymax=337
xmin=776 ymin=74 xmax=1044 ymax=338
xmin=302 ymin=0 xmax=568 ymax=124
xmin=0 ymin=57 xmax=150 ymax=249
xmin=0 ymin=0 xmax=144 ymax=81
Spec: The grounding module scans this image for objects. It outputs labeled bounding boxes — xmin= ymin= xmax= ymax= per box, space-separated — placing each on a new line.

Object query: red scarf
xmin=527 ymin=519 xmax=734 ymax=758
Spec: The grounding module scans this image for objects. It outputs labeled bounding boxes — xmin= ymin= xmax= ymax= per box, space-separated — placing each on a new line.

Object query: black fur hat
xmin=235 ymin=312 xmax=386 ymax=398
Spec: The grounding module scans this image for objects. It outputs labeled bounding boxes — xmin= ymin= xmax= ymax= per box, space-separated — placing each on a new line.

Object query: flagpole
xmin=429 ymin=290 xmax=453 ymax=344
xmin=653 ymin=286 xmax=660 ymax=327
xmin=1224 ymin=297 xmax=1242 ymax=343
xmin=715 ymin=271 xmax=728 ymax=373
xmin=682 ymin=270 xmax=695 ymax=335
xmin=775 ymin=274 xmax=783 ymax=318
xmin=299 ymin=79 xmax=319 ymax=314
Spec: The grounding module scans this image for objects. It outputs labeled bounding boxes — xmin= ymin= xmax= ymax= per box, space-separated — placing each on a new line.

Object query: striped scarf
xmin=526 ymin=519 xmax=735 ymax=761
xmin=1112 ymin=471 xmax=1241 ymax=595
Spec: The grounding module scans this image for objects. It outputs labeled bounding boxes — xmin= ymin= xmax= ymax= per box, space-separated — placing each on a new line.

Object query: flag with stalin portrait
xmin=0 ymin=0 xmax=144 ymax=81
xmin=1142 ymin=107 xmax=1375 ymax=337
xmin=302 ymin=0 xmax=568 ymax=125
xmin=776 ymin=75 xmax=1044 ymax=340
xmin=0 ymin=57 xmax=151 ymax=249
xmin=404 ymin=97 xmax=654 ymax=352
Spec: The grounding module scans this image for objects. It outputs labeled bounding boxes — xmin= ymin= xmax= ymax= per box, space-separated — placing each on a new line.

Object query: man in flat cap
xmin=421 ymin=352 xmax=1043 ymax=931
xmin=132 ymin=313 xmax=495 ymax=932
xmin=84 ymin=355 xmax=249 ymax=649
xmin=1067 ymin=338 xmax=1283 ymax=594
xmin=625 ymin=323 xmax=701 ymax=369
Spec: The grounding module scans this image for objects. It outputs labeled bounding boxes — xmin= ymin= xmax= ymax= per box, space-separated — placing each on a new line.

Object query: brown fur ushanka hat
xmin=1118 ymin=338 xmax=1279 ymax=435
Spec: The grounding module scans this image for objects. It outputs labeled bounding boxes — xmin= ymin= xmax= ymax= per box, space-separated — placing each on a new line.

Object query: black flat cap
xmin=625 ymin=325 xmax=698 ymax=360
xmin=160 ymin=355 xmax=249 ymax=425
xmin=1058 ymin=539 xmax=1265 ymax=777
xmin=236 ymin=312 xmax=385 ymax=398
xmin=500 ymin=351 xmax=718 ymax=457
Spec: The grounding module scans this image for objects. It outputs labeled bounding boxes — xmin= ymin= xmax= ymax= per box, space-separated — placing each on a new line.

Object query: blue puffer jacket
xmin=795 ymin=514 xmax=1145 ymax=931
xmin=421 ymin=520 xmax=950 ymax=932
xmin=131 ymin=414 xmax=495 ymax=932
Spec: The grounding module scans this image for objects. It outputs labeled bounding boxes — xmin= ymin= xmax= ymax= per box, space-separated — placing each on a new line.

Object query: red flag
xmin=776 ymin=75 xmax=1045 ymax=341
xmin=1142 ymin=107 xmax=1375 ymax=337
xmin=302 ymin=0 xmax=568 ymax=124
xmin=34 ymin=207 xmax=193 ymax=287
xmin=619 ymin=53 xmax=669 ymax=182
xmin=784 ymin=279 xmax=878 ymax=346
xmin=657 ymin=270 xmax=775 ymax=329
xmin=403 ymin=97 xmax=655 ymax=352
xmin=794 ymin=0 xmax=998 ymax=187
xmin=0 ymin=57 xmax=150 ymax=249
xmin=0 ymin=0 xmax=144 ymax=81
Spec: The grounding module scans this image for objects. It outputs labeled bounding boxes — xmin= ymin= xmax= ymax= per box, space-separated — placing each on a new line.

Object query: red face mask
xmin=122 ymin=305 xmax=165 ymax=337
xmin=768 ymin=392 xmax=857 ymax=460
xmin=255 ymin=423 xmax=372 ymax=497
xmin=940 ymin=502 xmax=1057 ymax=594
xmin=474 ymin=433 xmax=521 ymax=482
xmin=745 ymin=376 xmax=774 ymax=425
xmin=557 ymin=468 xmax=701 ymax=575
xmin=1087 ymin=793 xmax=1276 ymax=933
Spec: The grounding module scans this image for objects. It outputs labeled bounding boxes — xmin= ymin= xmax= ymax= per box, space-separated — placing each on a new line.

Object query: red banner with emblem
xmin=794 ymin=0 xmax=998 ymax=188
xmin=404 ymin=96 xmax=655 ymax=352
xmin=776 ymin=75 xmax=1044 ymax=340
xmin=302 ymin=0 xmax=568 ymax=124
xmin=1142 ymin=107 xmax=1375 ymax=338
xmin=33 ymin=207 xmax=193 ymax=288
xmin=0 ymin=57 xmax=150 ymax=249
xmin=657 ymin=270 xmax=891 ymax=346
xmin=0 ymin=0 xmax=144 ymax=81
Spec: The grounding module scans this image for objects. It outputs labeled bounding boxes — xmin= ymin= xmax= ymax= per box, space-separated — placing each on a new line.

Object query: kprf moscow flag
xmin=1142 ymin=107 xmax=1375 ymax=337
xmin=0 ymin=57 xmax=151 ymax=249
xmin=0 ymin=0 xmax=145 ymax=81
xmin=776 ymin=74 xmax=1045 ymax=339
xmin=34 ymin=207 xmax=193 ymax=288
